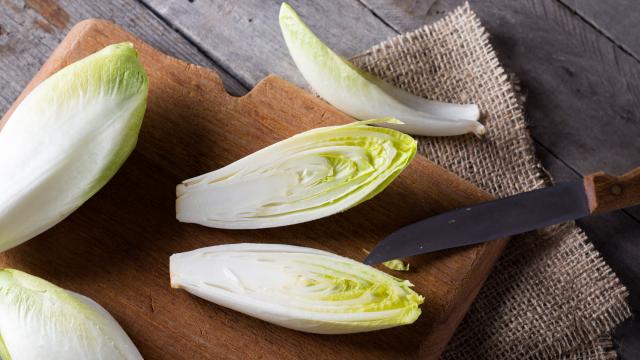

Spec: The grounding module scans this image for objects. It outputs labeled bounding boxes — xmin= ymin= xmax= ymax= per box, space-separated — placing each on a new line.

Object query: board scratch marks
xmin=24 ymin=0 xmax=70 ymax=30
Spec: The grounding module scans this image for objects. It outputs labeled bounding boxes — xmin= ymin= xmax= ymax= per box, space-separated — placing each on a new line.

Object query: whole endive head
xmin=0 ymin=42 xmax=148 ymax=252
xmin=170 ymin=244 xmax=424 ymax=334
xmin=279 ymin=3 xmax=484 ymax=137
xmin=176 ymin=119 xmax=417 ymax=229
xmin=0 ymin=269 xmax=142 ymax=359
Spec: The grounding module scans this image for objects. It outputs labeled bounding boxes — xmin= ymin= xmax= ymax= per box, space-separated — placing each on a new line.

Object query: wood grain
xmin=585 ymin=168 xmax=640 ymax=214
xmin=0 ymin=20 xmax=508 ymax=359
xmin=358 ymin=0 xmax=640 ymax=355
xmin=360 ymin=0 xmax=640 ymax=225
xmin=560 ymin=0 xmax=640 ymax=62
xmin=361 ymin=0 xmax=640 ymax=178
xmin=23 ymin=0 xmax=70 ymax=29
xmin=139 ymin=0 xmax=396 ymax=89
xmin=0 ymin=0 xmax=245 ymax=117
xmin=359 ymin=0 xmax=461 ymax=32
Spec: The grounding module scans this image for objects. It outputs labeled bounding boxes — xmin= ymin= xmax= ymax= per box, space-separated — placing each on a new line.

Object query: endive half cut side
xmin=176 ymin=119 xmax=417 ymax=229
xmin=0 ymin=269 xmax=143 ymax=359
xmin=279 ymin=3 xmax=484 ymax=137
xmin=170 ymin=243 xmax=424 ymax=334
xmin=0 ymin=42 xmax=148 ymax=252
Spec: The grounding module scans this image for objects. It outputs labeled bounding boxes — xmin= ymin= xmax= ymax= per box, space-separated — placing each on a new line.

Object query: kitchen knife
xmin=364 ymin=168 xmax=640 ymax=265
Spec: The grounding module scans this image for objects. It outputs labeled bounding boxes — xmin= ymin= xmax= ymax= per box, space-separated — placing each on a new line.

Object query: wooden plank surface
xmin=561 ymin=0 xmax=640 ymax=62
xmin=0 ymin=0 xmax=246 ymax=111
xmin=362 ymin=0 xmax=640 ymax=177
xmin=555 ymin=0 xmax=640 ymax=223
xmin=0 ymin=19 xmax=509 ymax=360
xmin=1 ymin=0 xmax=639 ymax=357
xmin=364 ymin=0 xmax=640 ymax=217
xmin=358 ymin=0 xmax=640 ymax=357
xmin=139 ymin=0 xmax=396 ymax=88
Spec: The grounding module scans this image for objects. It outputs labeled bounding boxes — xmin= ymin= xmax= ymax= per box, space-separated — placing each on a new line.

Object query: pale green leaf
xmin=176 ymin=119 xmax=416 ymax=229
xmin=279 ymin=3 xmax=484 ymax=136
xmin=0 ymin=43 xmax=148 ymax=252
xmin=170 ymin=244 xmax=424 ymax=334
xmin=0 ymin=269 xmax=142 ymax=359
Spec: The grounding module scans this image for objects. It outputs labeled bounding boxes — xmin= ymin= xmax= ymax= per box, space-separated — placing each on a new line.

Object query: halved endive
xmin=279 ymin=3 xmax=484 ymax=137
xmin=176 ymin=119 xmax=417 ymax=229
xmin=0 ymin=269 xmax=142 ymax=359
xmin=170 ymin=244 xmax=424 ymax=334
xmin=0 ymin=43 xmax=148 ymax=252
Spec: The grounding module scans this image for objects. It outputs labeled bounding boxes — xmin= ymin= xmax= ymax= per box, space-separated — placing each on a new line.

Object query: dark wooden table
xmin=1 ymin=0 xmax=638 ymax=358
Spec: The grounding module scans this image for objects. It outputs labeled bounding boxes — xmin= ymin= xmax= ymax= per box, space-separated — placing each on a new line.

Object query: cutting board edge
xmin=0 ymin=18 xmax=511 ymax=360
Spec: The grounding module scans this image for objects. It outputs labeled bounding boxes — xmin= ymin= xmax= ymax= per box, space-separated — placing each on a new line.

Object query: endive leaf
xmin=383 ymin=259 xmax=410 ymax=271
xmin=279 ymin=3 xmax=484 ymax=136
xmin=0 ymin=42 xmax=148 ymax=252
xmin=170 ymin=243 xmax=424 ymax=334
xmin=0 ymin=269 xmax=142 ymax=359
xmin=176 ymin=119 xmax=417 ymax=229
xmin=362 ymin=248 xmax=410 ymax=271
xmin=0 ymin=333 xmax=10 ymax=360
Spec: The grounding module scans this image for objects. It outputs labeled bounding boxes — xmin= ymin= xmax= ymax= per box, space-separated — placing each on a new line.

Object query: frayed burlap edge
xmin=353 ymin=3 xmax=632 ymax=359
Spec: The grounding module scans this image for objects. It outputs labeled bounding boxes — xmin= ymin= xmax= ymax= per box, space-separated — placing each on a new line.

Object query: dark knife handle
xmin=584 ymin=167 xmax=640 ymax=214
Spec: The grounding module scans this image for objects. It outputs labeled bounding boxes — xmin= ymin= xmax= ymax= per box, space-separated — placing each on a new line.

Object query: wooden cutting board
xmin=0 ymin=20 xmax=508 ymax=360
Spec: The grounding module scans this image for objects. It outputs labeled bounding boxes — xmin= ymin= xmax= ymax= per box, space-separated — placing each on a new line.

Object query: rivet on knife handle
xmin=584 ymin=167 xmax=640 ymax=214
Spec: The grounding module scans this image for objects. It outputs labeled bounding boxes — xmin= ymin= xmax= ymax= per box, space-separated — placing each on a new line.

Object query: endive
xmin=176 ymin=119 xmax=417 ymax=229
xmin=0 ymin=43 xmax=148 ymax=252
xmin=0 ymin=269 xmax=142 ymax=359
xmin=384 ymin=259 xmax=410 ymax=271
xmin=279 ymin=3 xmax=484 ymax=137
xmin=170 ymin=244 xmax=424 ymax=334
xmin=363 ymin=249 xmax=410 ymax=271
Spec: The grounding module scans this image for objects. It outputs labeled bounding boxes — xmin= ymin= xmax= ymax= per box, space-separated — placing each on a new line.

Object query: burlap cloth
xmin=351 ymin=3 xmax=632 ymax=359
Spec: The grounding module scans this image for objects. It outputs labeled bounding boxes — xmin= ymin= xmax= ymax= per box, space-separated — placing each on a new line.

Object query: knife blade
xmin=364 ymin=168 xmax=640 ymax=265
